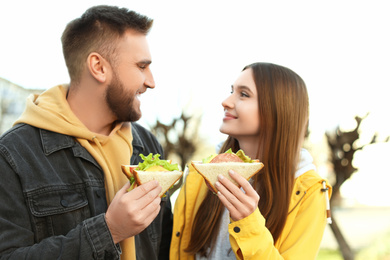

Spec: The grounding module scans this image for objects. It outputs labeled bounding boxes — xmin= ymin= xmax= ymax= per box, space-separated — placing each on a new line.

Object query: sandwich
xmin=121 ymin=153 xmax=183 ymax=197
xmin=191 ymin=149 xmax=264 ymax=193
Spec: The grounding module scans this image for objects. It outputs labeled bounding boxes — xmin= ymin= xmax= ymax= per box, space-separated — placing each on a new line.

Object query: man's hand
xmin=215 ymin=170 xmax=259 ymax=221
xmin=105 ymin=180 xmax=162 ymax=244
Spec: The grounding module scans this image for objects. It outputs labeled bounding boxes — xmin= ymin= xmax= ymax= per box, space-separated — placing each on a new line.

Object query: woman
xmin=170 ymin=62 xmax=332 ymax=259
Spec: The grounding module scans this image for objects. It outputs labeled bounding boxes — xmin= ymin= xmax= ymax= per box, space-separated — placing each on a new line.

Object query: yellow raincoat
xmin=170 ymin=165 xmax=332 ymax=259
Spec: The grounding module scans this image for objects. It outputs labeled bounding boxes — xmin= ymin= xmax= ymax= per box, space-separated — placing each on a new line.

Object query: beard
xmin=105 ymin=71 xmax=142 ymax=122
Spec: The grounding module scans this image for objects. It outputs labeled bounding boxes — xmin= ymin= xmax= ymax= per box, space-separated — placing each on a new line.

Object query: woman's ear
xmin=87 ymin=52 xmax=109 ymax=83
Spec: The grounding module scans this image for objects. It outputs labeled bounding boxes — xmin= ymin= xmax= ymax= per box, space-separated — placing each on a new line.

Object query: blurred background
xmin=1 ymin=1 xmax=389 ymax=259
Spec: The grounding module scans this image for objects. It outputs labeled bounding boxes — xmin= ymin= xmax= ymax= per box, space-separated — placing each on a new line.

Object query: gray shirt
xmin=196 ymin=208 xmax=236 ymax=259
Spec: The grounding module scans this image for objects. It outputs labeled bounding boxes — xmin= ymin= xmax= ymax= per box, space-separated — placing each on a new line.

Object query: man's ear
xmin=87 ymin=52 xmax=109 ymax=83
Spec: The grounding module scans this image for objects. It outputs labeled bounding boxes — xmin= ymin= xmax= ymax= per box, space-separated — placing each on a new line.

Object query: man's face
xmin=105 ymin=30 xmax=155 ymax=122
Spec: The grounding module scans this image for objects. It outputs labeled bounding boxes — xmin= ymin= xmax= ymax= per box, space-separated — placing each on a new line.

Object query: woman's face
xmin=220 ymin=68 xmax=260 ymax=139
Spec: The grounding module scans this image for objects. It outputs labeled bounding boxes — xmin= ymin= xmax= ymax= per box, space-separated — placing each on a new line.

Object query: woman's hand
xmin=215 ymin=170 xmax=259 ymax=221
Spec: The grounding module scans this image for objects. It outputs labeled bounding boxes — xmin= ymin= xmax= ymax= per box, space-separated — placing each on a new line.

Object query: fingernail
xmin=218 ymin=174 xmax=224 ymax=180
xmin=229 ymin=170 xmax=235 ymax=175
xmin=215 ymin=181 xmax=221 ymax=187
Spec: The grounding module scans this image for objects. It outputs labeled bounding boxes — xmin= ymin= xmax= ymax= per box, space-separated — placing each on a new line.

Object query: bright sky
xmin=1 ymin=0 xmax=390 ymax=205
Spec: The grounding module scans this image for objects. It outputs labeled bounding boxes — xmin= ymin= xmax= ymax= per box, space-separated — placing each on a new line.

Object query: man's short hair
xmin=61 ymin=5 xmax=153 ymax=83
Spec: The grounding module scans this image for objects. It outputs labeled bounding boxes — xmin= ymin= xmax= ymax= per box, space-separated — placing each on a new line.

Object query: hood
xmin=295 ymin=148 xmax=316 ymax=179
xmin=14 ymin=84 xmax=110 ymax=142
xmin=14 ymin=84 xmax=133 ymax=199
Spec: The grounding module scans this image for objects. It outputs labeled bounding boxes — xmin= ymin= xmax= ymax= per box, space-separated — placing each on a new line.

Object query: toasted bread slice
xmin=191 ymin=161 xmax=264 ymax=193
xmin=121 ymin=165 xmax=183 ymax=197
xmin=121 ymin=165 xmax=137 ymax=179
xmin=133 ymin=170 xmax=183 ymax=197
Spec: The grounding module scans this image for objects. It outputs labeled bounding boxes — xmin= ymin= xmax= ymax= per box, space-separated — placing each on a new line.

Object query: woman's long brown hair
xmin=185 ymin=63 xmax=309 ymax=256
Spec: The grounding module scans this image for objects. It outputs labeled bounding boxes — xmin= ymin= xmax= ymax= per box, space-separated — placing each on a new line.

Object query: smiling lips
xmin=223 ymin=112 xmax=237 ymax=121
xmin=136 ymin=88 xmax=146 ymax=98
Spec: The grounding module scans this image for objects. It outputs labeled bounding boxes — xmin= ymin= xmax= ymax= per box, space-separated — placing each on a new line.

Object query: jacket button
xmin=60 ymin=199 xmax=69 ymax=207
xmin=233 ymin=227 xmax=240 ymax=233
xmin=176 ymin=232 xmax=180 ymax=237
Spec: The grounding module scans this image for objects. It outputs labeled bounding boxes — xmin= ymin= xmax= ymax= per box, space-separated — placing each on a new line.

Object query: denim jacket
xmin=0 ymin=122 xmax=172 ymax=259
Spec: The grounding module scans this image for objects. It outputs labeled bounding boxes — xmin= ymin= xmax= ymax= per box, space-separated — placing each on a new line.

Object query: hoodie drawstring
xmin=321 ymin=181 xmax=332 ymax=224
xmin=117 ymin=130 xmax=133 ymax=150
xmin=92 ymin=136 xmax=117 ymax=202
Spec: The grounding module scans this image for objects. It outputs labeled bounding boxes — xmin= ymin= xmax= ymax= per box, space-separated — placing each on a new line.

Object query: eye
xmin=240 ymin=91 xmax=249 ymax=98
xmin=137 ymin=62 xmax=150 ymax=70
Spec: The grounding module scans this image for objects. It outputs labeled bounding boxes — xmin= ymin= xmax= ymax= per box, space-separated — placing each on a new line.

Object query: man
xmin=0 ymin=5 xmax=171 ymax=259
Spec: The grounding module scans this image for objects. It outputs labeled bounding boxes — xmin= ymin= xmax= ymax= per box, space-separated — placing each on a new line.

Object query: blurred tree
xmin=149 ymin=112 xmax=200 ymax=196
xmin=325 ymin=113 xmax=389 ymax=260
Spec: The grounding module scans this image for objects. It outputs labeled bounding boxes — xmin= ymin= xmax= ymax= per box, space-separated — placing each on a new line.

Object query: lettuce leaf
xmin=202 ymin=154 xmax=217 ymax=163
xmin=201 ymin=148 xmax=256 ymax=163
xmin=225 ymin=148 xmax=233 ymax=154
xmin=137 ymin=153 xmax=179 ymax=171
xmin=235 ymin=149 xmax=256 ymax=163
xmin=127 ymin=176 xmax=136 ymax=192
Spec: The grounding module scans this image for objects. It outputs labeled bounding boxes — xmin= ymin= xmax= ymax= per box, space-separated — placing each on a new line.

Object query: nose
xmin=145 ymin=68 xmax=155 ymax=89
xmin=221 ymin=94 xmax=234 ymax=109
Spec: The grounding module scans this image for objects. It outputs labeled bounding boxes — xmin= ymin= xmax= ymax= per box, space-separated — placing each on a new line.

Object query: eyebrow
xmin=232 ymin=84 xmax=254 ymax=94
xmin=138 ymin=60 xmax=152 ymax=65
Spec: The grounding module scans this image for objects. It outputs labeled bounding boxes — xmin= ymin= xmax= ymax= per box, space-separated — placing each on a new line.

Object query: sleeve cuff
xmin=83 ymin=213 xmax=121 ymax=259
xmin=228 ymin=209 xmax=265 ymax=239
xmin=228 ymin=209 xmax=273 ymax=259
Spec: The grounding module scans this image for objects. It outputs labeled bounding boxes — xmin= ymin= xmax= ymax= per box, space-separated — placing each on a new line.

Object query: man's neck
xmin=67 ymin=83 xmax=115 ymax=136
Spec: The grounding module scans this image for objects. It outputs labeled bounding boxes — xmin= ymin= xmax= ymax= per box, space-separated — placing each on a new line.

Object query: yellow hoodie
xmin=15 ymin=84 xmax=135 ymax=260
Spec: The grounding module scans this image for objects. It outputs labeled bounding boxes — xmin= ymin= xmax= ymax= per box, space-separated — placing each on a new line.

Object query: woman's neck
xmin=236 ymin=137 xmax=260 ymax=159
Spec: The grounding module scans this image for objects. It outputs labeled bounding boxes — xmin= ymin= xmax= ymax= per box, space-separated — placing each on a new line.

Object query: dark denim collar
xmin=40 ymin=129 xmax=75 ymax=155
xmin=39 ymin=124 xmax=144 ymax=153
xmin=131 ymin=122 xmax=144 ymax=154
xmin=39 ymin=124 xmax=143 ymax=167
xmin=39 ymin=129 xmax=101 ymax=169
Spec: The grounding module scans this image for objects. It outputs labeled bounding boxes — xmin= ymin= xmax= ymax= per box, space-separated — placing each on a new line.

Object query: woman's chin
xmin=219 ymin=125 xmax=230 ymax=135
